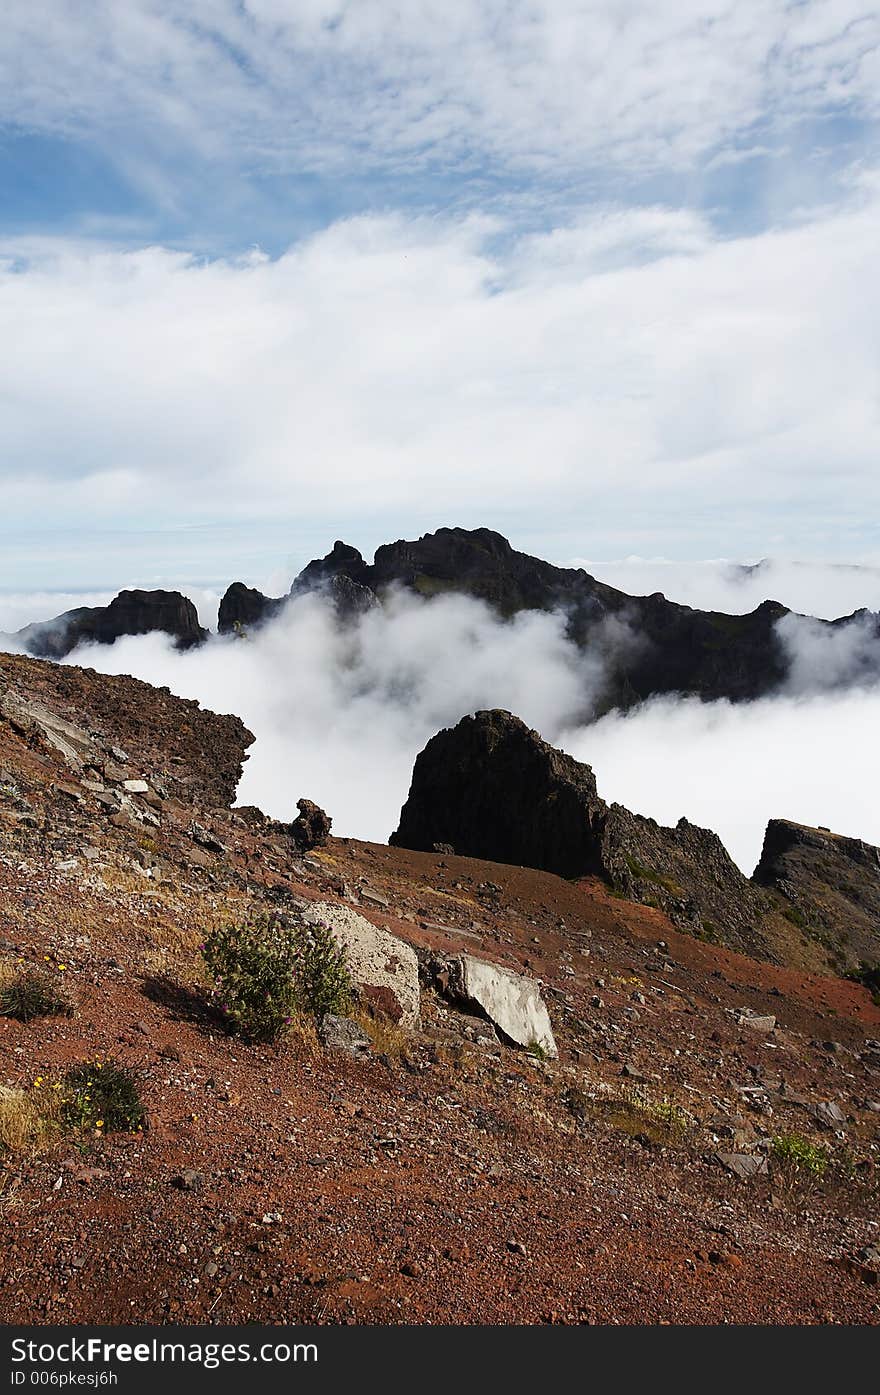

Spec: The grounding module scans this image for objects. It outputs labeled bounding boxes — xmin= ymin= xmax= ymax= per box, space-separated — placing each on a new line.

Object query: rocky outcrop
xmin=16 ymin=590 xmax=207 ymax=659
xmin=217 ymin=563 xmax=378 ymax=636
xmin=753 ymin=819 xmax=880 ymax=973
xmin=290 ymin=798 xmax=332 ymax=851
xmin=217 ymin=583 xmax=285 ymax=635
xmin=392 ymin=710 xmax=770 ymax=955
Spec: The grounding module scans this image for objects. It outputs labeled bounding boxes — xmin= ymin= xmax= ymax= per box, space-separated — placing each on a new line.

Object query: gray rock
xmin=714 ymin=1152 xmax=768 ymax=1180
xmin=736 ymin=1008 xmax=777 ymax=1033
xmin=457 ymin=954 xmax=557 ymax=1058
xmin=814 ymin=1100 xmax=846 ymax=1129
xmin=318 ymin=1014 xmax=372 ymax=1056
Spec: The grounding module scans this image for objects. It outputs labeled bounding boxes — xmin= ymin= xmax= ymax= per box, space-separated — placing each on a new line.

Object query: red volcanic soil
xmin=1 ymin=651 xmax=879 ymax=1325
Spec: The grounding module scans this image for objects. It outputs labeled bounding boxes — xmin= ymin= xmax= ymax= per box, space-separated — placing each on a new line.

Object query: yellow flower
xmin=95 ymin=1120 xmax=104 ymax=1129
xmin=57 ymin=965 xmax=67 ymax=972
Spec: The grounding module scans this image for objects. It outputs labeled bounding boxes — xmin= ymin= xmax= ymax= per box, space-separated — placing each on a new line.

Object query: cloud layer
xmin=3 ymin=176 xmax=880 ymax=581
xmin=4 ymin=3 xmax=879 ymax=182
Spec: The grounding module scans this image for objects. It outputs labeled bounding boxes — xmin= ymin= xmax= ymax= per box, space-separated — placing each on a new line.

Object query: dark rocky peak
xmin=17 ymin=590 xmax=207 ymax=659
xmin=391 ymin=709 xmax=771 ymax=956
xmin=217 ymin=583 xmax=285 ymax=636
xmin=293 ymin=540 xmax=370 ymax=592
xmin=753 ymin=818 xmax=880 ymax=973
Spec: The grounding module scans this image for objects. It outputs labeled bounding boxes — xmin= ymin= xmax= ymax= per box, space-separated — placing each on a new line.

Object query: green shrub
xmin=202 ymin=914 xmax=352 ymax=1042
xmin=291 ymin=918 xmax=353 ymax=1019
xmin=0 ymin=966 xmax=74 ymax=1023
xmin=62 ymin=1059 xmax=146 ymax=1134
xmin=770 ymin=1132 xmax=828 ymax=1178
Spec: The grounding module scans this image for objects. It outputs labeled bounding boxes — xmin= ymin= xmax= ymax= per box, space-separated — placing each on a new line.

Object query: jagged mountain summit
xmin=217 ymin=526 xmax=879 ymax=707
xmin=9 ymin=527 xmax=880 ymax=708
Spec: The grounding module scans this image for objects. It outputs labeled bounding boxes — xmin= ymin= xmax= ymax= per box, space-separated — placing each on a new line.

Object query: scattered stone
xmin=714 ymin=1153 xmax=768 ymax=1180
xmin=318 ymin=1014 xmax=372 ymax=1056
xmin=736 ymin=1009 xmax=777 ymax=1033
xmin=813 ymin=1100 xmax=846 ymax=1129
xmin=172 ymin=1169 xmax=205 ymax=1193
xmin=122 ymin=779 xmax=149 ymax=795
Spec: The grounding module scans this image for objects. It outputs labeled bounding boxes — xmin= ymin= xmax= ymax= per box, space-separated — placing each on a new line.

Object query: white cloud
xmin=572 ymin=557 xmax=880 ymax=620
xmin=58 ymin=588 xmax=880 ymax=876
xmin=68 ymin=589 xmax=598 ymax=842
xmin=2 ymin=3 xmax=878 ymax=180
xmin=561 ymin=688 xmax=880 ymax=873
xmin=2 ymin=182 xmax=880 ymax=571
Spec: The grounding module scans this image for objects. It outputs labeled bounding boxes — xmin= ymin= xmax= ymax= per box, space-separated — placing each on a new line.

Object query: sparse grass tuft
xmin=0 ymin=963 xmax=74 ymax=1023
xmin=770 ymin=1132 xmax=828 ymax=1179
xmin=355 ymin=1009 xmax=408 ymax=1060
xmin=62 ymin=1059 xmax=146 ymax=1134
xmin=0 ymin=1083 xmax=61 ymax=1155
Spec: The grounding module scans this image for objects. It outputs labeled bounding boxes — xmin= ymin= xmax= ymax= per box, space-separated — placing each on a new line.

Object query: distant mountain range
xmin=7 ymin=526 xmax=880 ymax=710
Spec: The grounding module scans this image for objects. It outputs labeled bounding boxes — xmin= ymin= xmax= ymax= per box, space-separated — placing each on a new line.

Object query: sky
xmin=2 ymin=1 xmax=880 ymax=594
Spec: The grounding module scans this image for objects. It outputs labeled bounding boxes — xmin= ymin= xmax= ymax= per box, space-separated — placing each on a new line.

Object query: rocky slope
xmin=391 ymin=710 xmax=776 ymax=958
xmin=0 ymin=654 xmax=879 ymax=1324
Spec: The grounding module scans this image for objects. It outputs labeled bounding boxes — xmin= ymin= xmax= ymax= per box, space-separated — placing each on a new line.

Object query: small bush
xmin=771 ymin=1132 xmax=828 ymax=1179
xmin=0 ymin=966 xmax=74 ymax=1023
xmin=202 ymin=914 xmax=352 ymax=1043
xmin=62 ymin=1059 xmax=146 ymax=1134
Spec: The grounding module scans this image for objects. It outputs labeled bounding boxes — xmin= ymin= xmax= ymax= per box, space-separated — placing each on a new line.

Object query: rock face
xmin=753 ymin=819 xmax=880 ymax=973
xmin=17 ymin=590 xmax=207 ymax=659
xmin=392 ymin=710 xmax=770 ymax=955
xmin=300 ymin=901 xmax=420 ymax=1028
xmin=217 ymin=583 xmax=285 ymax=635
xmin=457 ymin=954 xmax=557 ymax=1058
xmin=290 ymin=798 xmax=332 ymax=851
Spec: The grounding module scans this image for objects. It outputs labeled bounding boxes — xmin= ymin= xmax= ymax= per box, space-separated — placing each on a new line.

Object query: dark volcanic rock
xmin=754 ymin=819 xmax=880 ymax=973
xmin=217 ymin=583 xmax=285 ymax=635
xmin=17 ymin=591 xmax=207 ymax=659
xmin=391 ymin=710 xmax=607 ymax=879
xmin=391 ymin=710 xmax=770 ymax=955
xmin=290 ymin=797 xmax=332 ymax=851
xmin=293 ymin=526 xmax=879 ymax=707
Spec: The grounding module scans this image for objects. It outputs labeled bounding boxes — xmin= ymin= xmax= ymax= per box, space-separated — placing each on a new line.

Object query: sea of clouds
xmin=2 ymin=562 xmax=877 ymax=876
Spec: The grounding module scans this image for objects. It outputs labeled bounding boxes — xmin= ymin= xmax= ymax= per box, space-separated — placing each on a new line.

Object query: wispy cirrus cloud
xmin=2 ymin=2 xmax=878 ymax=188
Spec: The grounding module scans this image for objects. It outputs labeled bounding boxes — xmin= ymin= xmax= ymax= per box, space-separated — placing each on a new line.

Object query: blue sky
xmin=2 ymin=1 xmax=880 ymax=594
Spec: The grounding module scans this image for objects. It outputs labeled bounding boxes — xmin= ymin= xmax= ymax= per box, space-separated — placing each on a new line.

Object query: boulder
xmin=290 ymin=798 xmax=332 ymax=851
xmin=456 ymin=953 xmax=557 ymax=1058
xmin=300 ymin=900 xmax=420 ymax=1028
